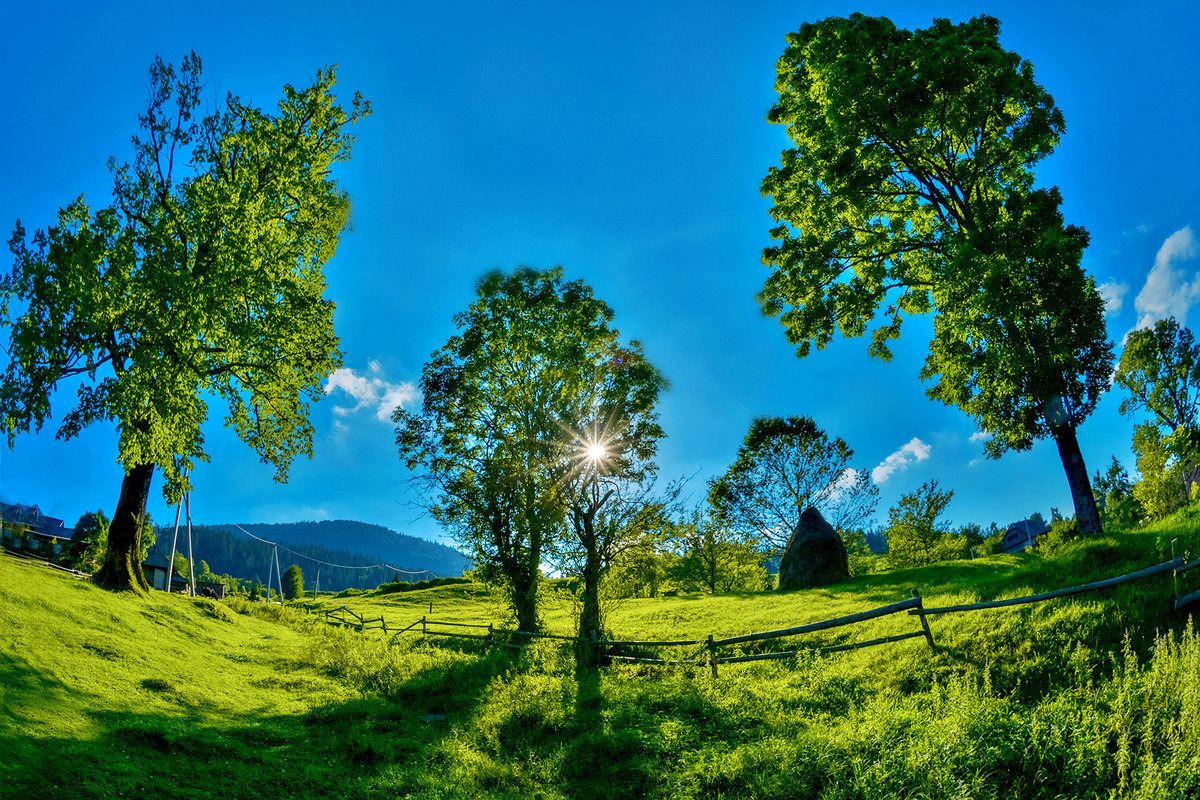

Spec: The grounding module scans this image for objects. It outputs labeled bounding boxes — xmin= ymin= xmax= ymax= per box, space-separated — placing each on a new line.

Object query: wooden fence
xmin=306 ymin=551 xmax=1200 ymax=676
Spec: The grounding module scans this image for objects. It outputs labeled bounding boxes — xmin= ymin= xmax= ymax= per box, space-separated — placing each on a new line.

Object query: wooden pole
xmin=1173 ymin=539 xmax=1180 ymax=605
xmin=707 ymin=635 xmax=718 ymax=679
xmin=166 ymin=489 xmax=184 ymax=593
xmin=273 ymin=546 xmax=284 ymax=604
xmin=314 ymin=567 xmax=320 ymax=600
xmin=913 ymin=591 xmax=936 ymax=650
xmin=184 ymin=489 xmax=196 ymax=597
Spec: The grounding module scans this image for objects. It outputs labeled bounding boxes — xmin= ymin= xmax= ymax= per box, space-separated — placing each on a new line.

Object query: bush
xmin=375 ymin=576 xmax=471 ymax=594
xmin=1040 ymin=517 xmax=1082 ymax=555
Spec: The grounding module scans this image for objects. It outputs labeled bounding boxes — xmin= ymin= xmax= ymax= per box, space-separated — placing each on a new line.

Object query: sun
xmin=585 ymin=442 xmax=608 ymax=462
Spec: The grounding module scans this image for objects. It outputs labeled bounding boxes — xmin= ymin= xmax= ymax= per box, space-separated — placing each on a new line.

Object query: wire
xmin=231 ymin=524 xmax=439 ymax=578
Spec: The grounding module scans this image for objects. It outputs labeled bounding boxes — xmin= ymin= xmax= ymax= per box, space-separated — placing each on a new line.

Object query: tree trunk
xmin=577 ymin=529 xmax=604 ymax=669
xmin=510 ymin=556 xmax=540 ymax=634
xmin=1050 ymin=423 xmax=1102 ymax=537
xmin=94 ymin=462 xmax=155 ymax=592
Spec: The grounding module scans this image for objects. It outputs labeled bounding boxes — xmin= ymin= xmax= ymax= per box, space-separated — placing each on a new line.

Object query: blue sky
xmin=2 ymin=0 xmax=1197 ymax=549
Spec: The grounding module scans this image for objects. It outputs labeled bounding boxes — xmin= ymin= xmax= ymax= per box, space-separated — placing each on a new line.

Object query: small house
xmin=1 ymin=502 xmax=73 ymax=556
xmin=142 ymin=545 xmax=226 ymax=597
xmin=1000 ymin=518 xmax=1050 ymax=554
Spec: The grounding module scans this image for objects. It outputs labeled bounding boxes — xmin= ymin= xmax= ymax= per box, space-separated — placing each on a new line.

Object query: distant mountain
xmin=155 ymin=519 xmax=470 ymax=592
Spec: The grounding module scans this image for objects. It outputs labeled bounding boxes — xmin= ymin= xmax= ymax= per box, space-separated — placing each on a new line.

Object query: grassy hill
xmin=165 ymin=520 xmax=471 ymax=591
xmin=3 ymin=517 xmax=1200 ymax=799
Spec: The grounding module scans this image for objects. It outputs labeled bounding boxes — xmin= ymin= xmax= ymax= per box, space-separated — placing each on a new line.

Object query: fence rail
xmin=712 ymin=596 xmax=921 ymax=647
xmin=914 ymin=558 xmax=1183 ymax=616
xmin=300 ymin=551 xmax=1199 ymax=676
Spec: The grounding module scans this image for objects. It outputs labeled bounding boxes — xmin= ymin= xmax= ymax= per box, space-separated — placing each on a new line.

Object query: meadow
xmin=3 ymin=513 xmax=1200 ymax=799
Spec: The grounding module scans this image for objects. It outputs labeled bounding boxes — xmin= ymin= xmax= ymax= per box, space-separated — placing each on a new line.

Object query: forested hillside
xmin=156 ymin=520 xmax=469 ymax=591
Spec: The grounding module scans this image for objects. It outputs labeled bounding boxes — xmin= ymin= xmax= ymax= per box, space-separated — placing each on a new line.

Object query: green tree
xmin=673 ymin=510 xmax=766 ymax=594
xmin=66 ymin=511 xmax=109 ymax=572
xmin=1092 ymin=456 xmax=1143 ymax=529
xmin=1114 ymin=318 xmax=1200 ymax=519
xmin=709 ymin=416 xmax=878 ymax=552
xmin=1 ymin=54 xmax=369 ymax=592
xmin=605 ymin=531 xmax=677 ymax=599
xmin=283 ymin=564 xmax=304 ymax=600
xmin=560 ymin=480 xmax=675 ymax=661
xmin=758 ymin=14 xmax=1112 ymax=537
xmin=172 ymin=553 xmax=191 ymax=590
xmin=395 ymin=267 xmax=662 ymax=634
xmin=842 ymin=529 xmax=881 ymax=577
xmin=884 ymin=480 xmax=955 ymax=568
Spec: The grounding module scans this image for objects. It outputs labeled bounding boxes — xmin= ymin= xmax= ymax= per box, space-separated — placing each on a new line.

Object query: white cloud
xmin=827 ymin=468 xmax=861 ymax=499
xmin=871 ymin=437 xmax=931 ymax=484
xmin=1097 ymin=280 xmax=1130 ymax=317
xmin=968 ymin=431 xmax=992 ymax=443
xmin=1136 ymin=223 xmax=1151 ymax=234
xmin=1133 ymin=225 xmax=1200 ymax=330
xmin=324 ymin=362 xmax=420 ymax=423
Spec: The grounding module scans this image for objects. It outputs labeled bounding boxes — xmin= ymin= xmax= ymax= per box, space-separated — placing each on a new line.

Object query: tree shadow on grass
xmin=0 ymin=638 xmax=510 ymax=800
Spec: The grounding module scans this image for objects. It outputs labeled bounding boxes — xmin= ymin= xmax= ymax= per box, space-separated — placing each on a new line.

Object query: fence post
xmin=1173 ymin=539 xmax=1181 ymax=605
xmin=382 ymin=617 xmax=389 ymax=634
xmin=487 ymin=623 xmax=494 ymax=650
xmin=913 ymin=590 xmax=936 ymax=651
xmin=707 ymin=635 xmax=718 ymax=679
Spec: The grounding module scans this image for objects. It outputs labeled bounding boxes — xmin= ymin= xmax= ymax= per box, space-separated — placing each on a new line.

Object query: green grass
xmin=4 ymin=520 xmax=1200 ymax=798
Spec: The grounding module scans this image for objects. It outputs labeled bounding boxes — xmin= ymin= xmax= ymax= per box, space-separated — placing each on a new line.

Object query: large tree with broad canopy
xmin=757 ymin=14 xmax=1113 ymax=536
xmin=1 ymin=54 xmax=368 ymax=590
xmin=394 ymin=267 xmax=666 ymax=636
xmin=709 ymin=415 xmax=878 ymax=552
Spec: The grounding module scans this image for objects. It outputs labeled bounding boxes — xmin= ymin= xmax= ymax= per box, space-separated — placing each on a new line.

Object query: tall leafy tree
xmin=66 ymin=511 xmax=109 ymax=573
xmin=395 ymin=267 xmax=665 ymax=634
xmin=757 ymin=14 xmax=1112 ymax=536
xmin=1114 ymin=317 xmax=1200 ymax=517
xmin=1 ymin=54 xmax=368 ymax=591
xmin=884 ymin=479 xmax=955 ymax=568
xmin=1114 ymin=318 xmax=1200 ymax=434
xmin=555 ymin=373 xmax=670 ymax=659
xmin=283 ymin=564 xmax=305 ymax=600
xmin=709 ymin=415 xmax=878 ymax=552
xmin=672 ymin=510 xmax=766 ymax=594
xmin=559 ymin=478 xmax=677 ymax=663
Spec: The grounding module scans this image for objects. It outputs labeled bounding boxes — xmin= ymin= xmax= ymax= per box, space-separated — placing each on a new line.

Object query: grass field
xmin=3 ymin=518 xmax=1200 ymax=799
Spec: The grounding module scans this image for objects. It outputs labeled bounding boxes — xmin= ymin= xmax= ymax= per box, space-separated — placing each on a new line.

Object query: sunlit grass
xmin=4 ymin=517 xmax=1200 ymax=798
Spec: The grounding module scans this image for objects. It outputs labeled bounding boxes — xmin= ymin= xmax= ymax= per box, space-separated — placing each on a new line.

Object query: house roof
xmin=1 ymin=502 xmax=70 ymax=538
xmin=1000 ymin=518 xmax=1051 ymax=553
xmin=143 ymin=543 xmax=184 ymax=574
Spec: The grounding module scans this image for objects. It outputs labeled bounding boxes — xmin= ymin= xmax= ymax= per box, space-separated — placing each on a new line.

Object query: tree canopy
xmin=709 ymin=415 xmax=877 ymax=552
xmin=283 ymin=564 xmax=305 ymax=600
xmin=1 ymin=54 xmax=368 ymax=590
xmin=395 ymin=267 xmax=666 ymax=634
xmin=1114 ymin=318 xmax=1200 ymax=518
xmin=757 ymin=14 xmax=1112 ymax=535
xmin=884 ymin=479 xmax=955 ymax=568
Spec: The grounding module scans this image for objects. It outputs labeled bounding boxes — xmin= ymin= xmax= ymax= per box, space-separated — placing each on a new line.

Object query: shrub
xmin=1040 ymin=517 xmax=1082 ymax=555
xmin=375 ymin=576 xmax=471 ymax=594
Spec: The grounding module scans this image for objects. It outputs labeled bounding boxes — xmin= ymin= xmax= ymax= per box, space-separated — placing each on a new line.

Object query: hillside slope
xmin=159 ymin=519 xmax=470 ymax=591
xmin=4 ymin=520 xmax=1200 ymax=799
